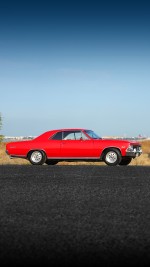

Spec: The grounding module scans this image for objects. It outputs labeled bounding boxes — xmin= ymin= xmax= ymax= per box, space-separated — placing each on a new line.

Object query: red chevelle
xmin=6 ymin=128 xmax=142 ymax=166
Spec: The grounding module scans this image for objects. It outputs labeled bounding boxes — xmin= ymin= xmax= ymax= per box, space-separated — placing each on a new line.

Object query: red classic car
xmin=6 ymin=128 xmax=142 ymax=166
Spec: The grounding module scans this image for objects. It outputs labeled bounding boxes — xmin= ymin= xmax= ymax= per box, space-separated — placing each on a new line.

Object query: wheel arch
xmin=100 ymin=146 xmax=122 ymax=160
xmin=27 ymin=149 xmax=47 ymax=159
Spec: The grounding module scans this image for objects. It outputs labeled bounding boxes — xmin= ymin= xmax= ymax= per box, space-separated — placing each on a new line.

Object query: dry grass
xmin=1 ymin=141 xmax=150 ymax=166
xmin=139 ymin=140 xmax=150 ymax=154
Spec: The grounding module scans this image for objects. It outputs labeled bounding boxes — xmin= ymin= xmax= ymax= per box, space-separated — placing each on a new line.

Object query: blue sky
xmin=0 ymin=0 xmax=150 ymax=137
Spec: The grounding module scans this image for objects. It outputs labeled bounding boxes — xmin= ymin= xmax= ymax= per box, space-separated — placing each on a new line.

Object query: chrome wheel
xmin=103 ymin=149 xmax=121 ymax=166
xmin=105 ymin=151 xmax=118 ymax=164
xmin=28 ymin=150 xmax=46 ymax=165
xmin=31 ymin=151 xmax=43 ymax=163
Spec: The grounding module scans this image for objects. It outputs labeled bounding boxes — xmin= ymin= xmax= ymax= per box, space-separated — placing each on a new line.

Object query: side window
xmin=75 ymin=131 xmax=89 ymax=140
xmin=62 ymin=131 xmax=89 ymax=140
xmin=51 ymin=132 xmax=62 ymax=140
xmin=75 ymin=132 xmax=82 ymax=140
xmin=63 ymin=131 xmax=75 ymax=140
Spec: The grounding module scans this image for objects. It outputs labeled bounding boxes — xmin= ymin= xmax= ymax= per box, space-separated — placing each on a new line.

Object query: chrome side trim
xmin=8 ymin=155 xmax=27 ymax=159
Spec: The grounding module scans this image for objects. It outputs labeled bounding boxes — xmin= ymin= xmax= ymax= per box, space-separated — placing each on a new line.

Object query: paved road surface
xmin=0 ymin=165 xmax=150 ymax=266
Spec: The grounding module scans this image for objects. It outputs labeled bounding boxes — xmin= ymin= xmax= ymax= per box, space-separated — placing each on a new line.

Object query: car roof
xmin=35 ymin=128 xmax=90 ymax=140
xmin=55 ymin=128 xmax=88 ymax=131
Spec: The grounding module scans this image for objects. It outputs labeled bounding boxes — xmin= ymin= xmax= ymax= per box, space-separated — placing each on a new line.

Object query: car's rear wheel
xmin=119 ymin=157 xmax=132 ymax=166
xmin=28 ymin=150 xmax=46 ymax=165
xmin=45 ymin=160 xmax=58 ymax=165
xmin=103 ymin=148 xmax=122 ymax=166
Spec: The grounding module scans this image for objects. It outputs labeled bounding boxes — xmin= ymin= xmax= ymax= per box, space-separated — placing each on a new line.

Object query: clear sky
xmin=0 ymin=0 xmax=150 ymax=137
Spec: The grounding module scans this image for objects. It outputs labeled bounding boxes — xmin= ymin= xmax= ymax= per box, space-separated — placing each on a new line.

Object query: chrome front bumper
xmin=126 ymin=147 xmax=142 ymax=158
xmin=126 ymin=151 xmax=142 ymax=158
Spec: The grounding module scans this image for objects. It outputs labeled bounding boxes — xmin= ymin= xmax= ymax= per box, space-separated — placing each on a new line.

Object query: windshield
xmin=85 ymin=130 xmax=101 ymax=139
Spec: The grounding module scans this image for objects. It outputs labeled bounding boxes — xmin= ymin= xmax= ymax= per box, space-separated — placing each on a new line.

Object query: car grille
xmin=133 ymin=146 xmax=142 ymax=153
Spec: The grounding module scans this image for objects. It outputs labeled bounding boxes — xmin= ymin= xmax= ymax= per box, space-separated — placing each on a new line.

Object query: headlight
xmin=126 ymin=145 xmax=134 ymax=152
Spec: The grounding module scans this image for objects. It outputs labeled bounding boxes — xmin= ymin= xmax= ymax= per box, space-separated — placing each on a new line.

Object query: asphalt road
xmin=0 ymin=165 xmax=150 ymax=267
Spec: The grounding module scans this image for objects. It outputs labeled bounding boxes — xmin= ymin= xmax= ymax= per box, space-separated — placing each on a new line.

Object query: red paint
xmin=6 ymin=128 xmax=142 ymax=166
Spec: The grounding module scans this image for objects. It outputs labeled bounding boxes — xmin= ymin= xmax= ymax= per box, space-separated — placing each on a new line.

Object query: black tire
xmin=45 ymin=160 xmax=58 ymax=165
xmin=103 ymin=148 xmax=122 ymax=166
xmin=28 ymin=150 xmax=46 ymax=165
xmin=119 ymin=157 xmax=132 ymax=166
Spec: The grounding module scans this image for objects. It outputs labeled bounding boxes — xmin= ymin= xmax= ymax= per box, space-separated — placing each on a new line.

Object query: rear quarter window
xmin=51 ymin=132 xmax=62 ymax=140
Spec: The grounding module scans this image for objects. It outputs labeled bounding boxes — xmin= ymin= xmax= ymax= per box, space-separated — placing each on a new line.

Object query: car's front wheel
xmin=28 ymin=150 xmax=46 ymax=165
xmin=103 ymin=148 xmax=122 ymax=166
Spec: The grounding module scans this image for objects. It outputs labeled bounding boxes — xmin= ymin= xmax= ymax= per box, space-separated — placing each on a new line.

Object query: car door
xmin=60 ymin=131 xmax=95 ymax=158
